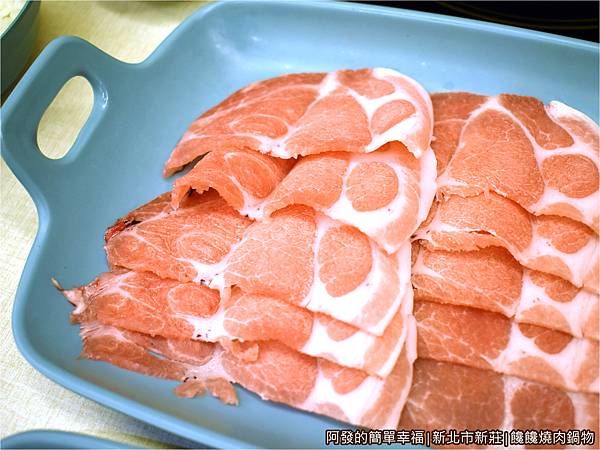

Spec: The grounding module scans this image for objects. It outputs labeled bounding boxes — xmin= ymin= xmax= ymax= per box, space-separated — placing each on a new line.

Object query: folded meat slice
xmin=164 ymin=68 xmax=433 ymax=176
xmin=79 ymin=320 xmax=417 ymax=429
xmin=105 ymin=193 xmax=410 ymax=335
xmin=412 ymin=244 xmax=599 ymax=340
xmin=211 ymin=205 xmax=411 ymax=335
xmin=262 ymin=143 xmax=436 ymax=253
xmin=58 ymin=270 xmax=412 ymax=377
xmin=104 ymin=191 xmax=173 ymax=241
xmin=172 ymin=143 xmax=436 ymax=254
xmin=171 ymin=147 xmax=295 ymax=214
xmin=105 ymin=191 xmax=253 ymax=283
xmin=432 ymin=92 xmax=599 ymax=232
xmin=416 ymin=192 xmax=599 ymax=293
xmin=414 ymin=301 xmax=599 ymax=394
xmin=399 ymin=359 xmax=599 ymax=446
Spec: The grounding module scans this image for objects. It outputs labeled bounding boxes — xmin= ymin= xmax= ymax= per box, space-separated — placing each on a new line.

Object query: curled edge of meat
xmin=174 ymin=377 xmax=239 ymax=405
xmin=53 ymin=276 xmax=261 ymax=363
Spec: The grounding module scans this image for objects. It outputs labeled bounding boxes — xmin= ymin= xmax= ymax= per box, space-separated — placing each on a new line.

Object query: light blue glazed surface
xmin=1 ymin=430 xmax=135 ymax=449
xmin=1 ymin=2 xmax=598 ymax=449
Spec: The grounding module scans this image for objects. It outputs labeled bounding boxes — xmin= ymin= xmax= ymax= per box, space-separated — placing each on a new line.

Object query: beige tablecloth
xmin=1 ymin=2 xmax=209 ymax=447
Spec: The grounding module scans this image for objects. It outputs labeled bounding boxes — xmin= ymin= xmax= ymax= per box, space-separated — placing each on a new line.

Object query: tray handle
xmin=1 ymin=36 xmax=121 ymax=198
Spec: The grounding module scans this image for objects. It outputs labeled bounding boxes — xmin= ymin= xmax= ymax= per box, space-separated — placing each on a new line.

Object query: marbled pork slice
xmin=210 ymin=205 xmax=412 ymax=335
xmin=105 ymin=190 xmax=252 ymax=283
xmin=432 ymin=92 xmax=599 ymax=232
xmin=79 ymin=319 xmax=417 ymax=429
xmin=416 ymin=192 xmax=599 ymax=293
xmin=171 ymin=142 xmax=437 ymax=254
xmin=164 ymin=68 xmax=433 ymax=176
xmin=399 ymin=359 xmax=599 ymax=448
xmin=412 ymin=244 xmax=599 ymax=340
xmin=171 ymin=147 xmax=295 ymax=214
xmin=414 ymin=301 xmax=599 ymax=394
xmin=105 ymin=194 xmax=410 ymax=335
xmin=260 ymin=142 xmax=436 ymax=254
xmin=58 ymin=270 xmax=412 ymax=378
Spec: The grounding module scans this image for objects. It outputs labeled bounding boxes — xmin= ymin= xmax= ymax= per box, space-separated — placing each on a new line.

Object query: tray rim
xmin=1 ymin=430 xmax=136 ymax=450
xmin=4 ymin=1 xmax=598 ymax=449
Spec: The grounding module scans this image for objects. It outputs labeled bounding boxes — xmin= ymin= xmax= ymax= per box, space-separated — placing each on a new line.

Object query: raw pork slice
xmin=58 ymin=270 xmax=412 ymax=377
xmin=104 ymin=192 xmax=173 ymax=242
xmin=399 ymin=359 xmax=599 ymax=447
xmin=164 ymin=68 xmax=433 ymax=176
xmin=79 ymin=320 xmax=417 ymax=429
xmin=416 ymin=192 xmax=599 ymax=293
xmin=171 ymin=147 xmax=295 ymax=214
xmin=211 ymin=205 xmax=412 ymax=335
xmin=172 ymin=143 xmax=437 ymax=254
xmin=432 ymin=92 xmax=599 ymax=232
xmin=106 ymin=193 xmax=411 ymax=335
xmin=105 ymin=191 xmax=252 ymax=283
xmin=412 ymin=244 xmax=599 ymax=340
xmin=261 ymin=143 xmax=436 ymax=253
xmin=415 ymin=301 xmax=599 ymax=394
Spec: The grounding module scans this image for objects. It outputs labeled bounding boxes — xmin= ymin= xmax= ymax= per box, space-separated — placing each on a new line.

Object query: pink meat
xmin=399 ymin=359 xmax=599 ymax=447
xmin=416 ymin=192 xmax=599 ymax=294
xmin=59 ymin=270 xmax=411 ymax=377
xmin=412 ymin=243 xmax=599 ymax=340
xmin=171 ymin=143 xmax=437 ymax=254
xmin=171 ymin=147 xmax=296 ymax=213
xmin=432 ymin=92 xmax=599 ymax=232
xmin=106 ymin=192 xmax=412 ymax=335
xmin=105 ymin=190 xmax=253 ymax=283
xmin=211 ymin=205 xmax=411 ymax=335
xmin=79 ymin=320 xmax=417 ymax=429
xmin=414 ymin=300 xmax=599 ymax=394
xmin=164 ymin=68 xmax=432 ymax=176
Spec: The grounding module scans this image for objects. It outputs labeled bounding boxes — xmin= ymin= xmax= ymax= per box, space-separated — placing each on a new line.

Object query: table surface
xmin=1 ymin=2 xmax=208 ymax=447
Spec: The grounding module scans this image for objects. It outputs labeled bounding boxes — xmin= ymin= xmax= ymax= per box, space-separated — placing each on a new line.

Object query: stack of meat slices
xmin=400 ymin=93 xmax=600 ymax=438
xmin=58 ymin=69 xmax=438 ymax=428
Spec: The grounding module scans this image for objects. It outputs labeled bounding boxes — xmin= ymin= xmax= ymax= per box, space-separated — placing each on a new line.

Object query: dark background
xmin=356 ymin=1 xmax=599 ymax=42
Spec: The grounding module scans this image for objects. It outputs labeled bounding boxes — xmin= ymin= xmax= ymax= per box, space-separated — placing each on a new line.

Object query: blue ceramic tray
xmin=1 ymin=430 xmax=135 ymax=449
xmin=2 ymin=2 xmax=598 ymax=449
